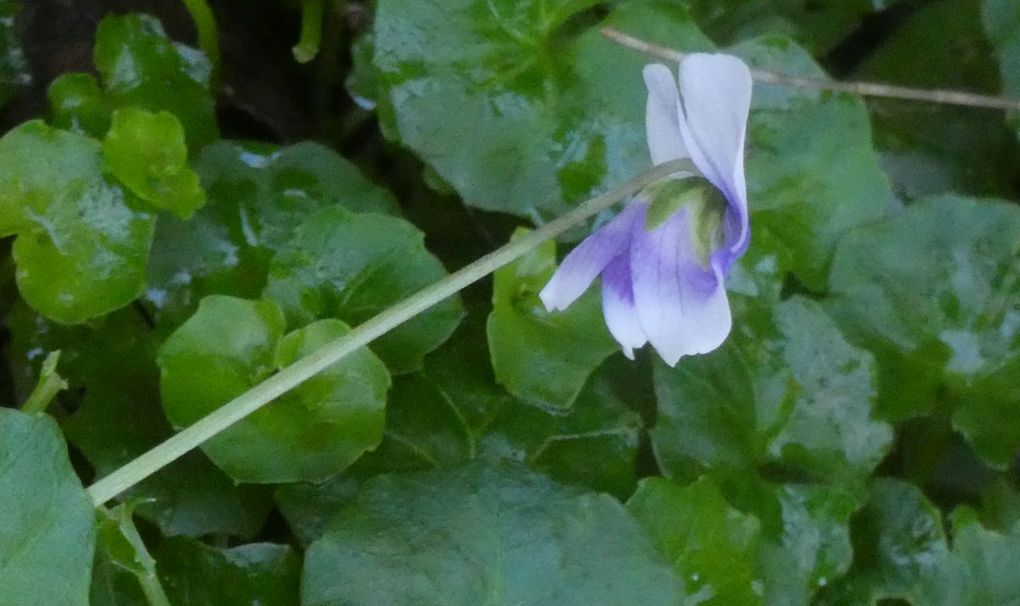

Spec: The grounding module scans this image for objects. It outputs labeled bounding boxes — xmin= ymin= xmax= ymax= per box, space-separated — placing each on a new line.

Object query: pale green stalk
xmin=21 ymin=350 xmax=67 ymax=415
xmin=293 ymin=0 xmax=324 ymax=63
xmin=87 ymin=159 xmax=685 ymax=505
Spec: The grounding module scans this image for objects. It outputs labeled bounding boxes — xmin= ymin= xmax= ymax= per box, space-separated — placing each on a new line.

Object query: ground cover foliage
xmin=1 ymin=0 xmax=1019 ymax=604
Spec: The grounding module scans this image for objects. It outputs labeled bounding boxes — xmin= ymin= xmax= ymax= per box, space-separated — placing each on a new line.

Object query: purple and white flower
xmin=539 ymin=53 xmax=753 ymax=366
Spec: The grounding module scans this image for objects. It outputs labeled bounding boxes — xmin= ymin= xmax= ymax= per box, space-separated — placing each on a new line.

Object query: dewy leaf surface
xmin=263 ymin=207 xmax=463 ymax=373
xmin=0 ymin=409 xmax=96 ymax=606
xmin=372 ymin=0 xmax=713 ymax=219
xmin=826 ymin=196 xmax=1020 ymax=466
xmin=0 ymin=120 xmax=155 ymax=324
xmin=93 ymin=13 xmax=218 ymax=148
xmin=487 ymin=228 xmax=617 ymax=410
xmin=158 ymin=296 xmax=391 ymax=483
xmin=302 ymin=461 xmax=682 ymax=606
xmin=652 ymin=296 xmax=892 ymax=486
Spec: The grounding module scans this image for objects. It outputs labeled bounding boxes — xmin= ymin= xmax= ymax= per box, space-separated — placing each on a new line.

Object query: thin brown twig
xmin=602 ymin=28 xmax=1020 ymax=112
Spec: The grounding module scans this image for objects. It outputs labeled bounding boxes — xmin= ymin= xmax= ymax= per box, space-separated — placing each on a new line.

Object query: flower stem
xmin=86 ymin=159 xmax=686 ymax=505
xmin=182 ymin=0 xmax=221 ymax=85
xmin=293 ymin=0 xmax=324 ymax=63
xmin=21 ymin=351 xmax=67 ymax=415
xmin=602 ymin=27 xmax=1020 ymax=112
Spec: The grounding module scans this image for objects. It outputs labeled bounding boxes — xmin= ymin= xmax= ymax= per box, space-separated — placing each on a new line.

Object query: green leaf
xmin=155 ymin=538 xmax=301 ymax=606
xmin=275 ymin=476 xmax=359 ymax=546
xmin=0 ymin=0 xmax=29 ymax=110
xmin=0 ymin=409 xmax=96 ymax=606
xmin=102 ymin=107 xmax=206 ymax=219
xmin=652 ymin=296 xmax=892 ymax=486
xmin=825 ymin=196 xmax=1020 ymax=465
xmin=859 ymin=0 xmax=1015 ymax=198
xmin=487 ymin=228 xmax=618 ymax=410
xmin=47 ymin=73 xmax=112 ymax=138
xmin=158 ymin=296 xmax=391 ymax=482
xmin=302 ymin=462 xmax=682 ymax=605
xmin=627 ymin=477 xmax=763 ymax=606
xmin=94 ymin=13 xmax=218 ymax=149
xmin=263 ymin=207 xmax=463 ymax=372
xmin=371 ymin=0 xmax=713 ymax=218
xmin=349 ymin=372 xmax=473 ymax=476
xmin=0 ymin=120 xmax=155 ymax=324
xmin=730 ymin=36 xmax=894 ymax=289
xmin=426 ymin=313 xmax=644 ymax=497
xmin=947 ymin=507 xmax=1020 ymax=605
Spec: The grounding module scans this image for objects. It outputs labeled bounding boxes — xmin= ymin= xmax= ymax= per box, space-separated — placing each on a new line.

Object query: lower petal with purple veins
xmin=601 ymin=251 xmax=648 ymax=359
xmin=629 ymin=208 xmax=732 ymax=366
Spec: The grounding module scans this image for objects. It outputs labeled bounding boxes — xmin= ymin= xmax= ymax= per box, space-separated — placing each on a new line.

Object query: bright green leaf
xmin=0 ymin=409 xmax=95 ymax=606
xmin=487 ymin=228 xmax=618 ymax=410
xmin=627 ymin=477 xmax=764 ymax=605
xmin=263 ymin=207 xmax=463 ymax=372
xmin=103 ymin=107 xmax=205 ymax=219
xmin=0 ymin=120 xmax=155 ymax=324
xmin=47 ymin=73 xmax=112 ymax=137
xmin=158 ymin=296 xmax=391 ymax=483
xmin=303 ymin=462 xmax=682 ymax=605
xmin=94 ymin=13 xmax=218 ymax=148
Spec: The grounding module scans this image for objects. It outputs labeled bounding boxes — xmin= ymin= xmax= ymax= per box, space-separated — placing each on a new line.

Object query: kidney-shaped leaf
xmin=158 ymin=296 xmax=391 ymax=483
xmin=303 ymin=461 xmax=682 ymax=605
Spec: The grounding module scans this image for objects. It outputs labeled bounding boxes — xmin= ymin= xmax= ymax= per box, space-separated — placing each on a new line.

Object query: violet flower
xmin=539 ymin=53 xmax=752 ymax=366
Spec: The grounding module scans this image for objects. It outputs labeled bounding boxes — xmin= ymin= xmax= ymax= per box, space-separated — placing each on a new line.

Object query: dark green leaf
xmin=984 ymin=0 xmax=1020 ymax=136
xmin=0 ymin=0 xmax=28 ymax=110
xmin=303 ymin=462 xmax=682 ymax=605
xmin=730 ymin=36 xmax=894 ymax=289
xmin=0 ymin=409 xmax=95 ymax=606
xmin=0 ymin=120 xmax=155 ymax=324
xmin=158 ymin=296 xmax=391 ymax=482
xmin=652 ymin=296 xmax=892 ymax=486
xmin=627 ymin=477 xmax=763 ymax=606
xmin=95 ymin=504 xmax=169 ymax=605
xmin=102 ymin=107 xmax=205 ymax=219
xmin=263 ymin=207 xmax=463 ymax=372
xmin=487 ymin=228 xmax=617 ymax=410
xmin=372 ymin=0 xmax=712 ymax=218
xmin=274 ymin=476 xmax=359 ymax=546
xmin=826 ymin=196 xmax=1020 ymax=465
xmin=93 ymin=13 xmax=218 ymax=148
xmin=156 ymin=538 xmax=301 ymax=606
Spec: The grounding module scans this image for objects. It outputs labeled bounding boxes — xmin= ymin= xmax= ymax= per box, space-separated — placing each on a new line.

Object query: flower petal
xmin=630 ymin=209 xmax=733 ymax=366
xmin=675 ymin=53 xmax=752 ymax=261
xmin=601 ymin=251 xmax=647 ymax=359
xmin=643 ymin=64 xmax=688 ymax=165
xmin=539 ymin=203 xmax=644 ymax=311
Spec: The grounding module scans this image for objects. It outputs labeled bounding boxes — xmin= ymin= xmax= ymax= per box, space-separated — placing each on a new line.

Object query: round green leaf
xmin=103 ymin=107 xmax=205 ymax=219
xmin=652 ymin=296 xmax=893 ymax=486
xmin=826 ymin=196 xmax=1020 ymax=465
xmin=47 ymin=73 xmax=112 ymax=138
xmin=264 ymin=207 xmax=463 ymax=373
xmin=372 ymin=0 xmax=712 ymax=218
xmin=94 ymin=13 xmax=218 ymax=149
xmin=302 ymin=462 xmax=682 ymax=605
xmin=0 ymin=409 xmax=96 ymax=606
xmin=0 ymin=120 xmax=155 ymax=324
xmin=158 ymin=296 xmax=391 ymax=483
xmin=487 ymin=228 xmax=617 ymax=410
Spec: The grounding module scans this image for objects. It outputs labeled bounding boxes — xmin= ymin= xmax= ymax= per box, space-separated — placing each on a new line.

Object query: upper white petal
xmin=675 ymin=53 xmax=752 ymax=261
xmin=643 ymin=64 xmax=689 ymax=166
